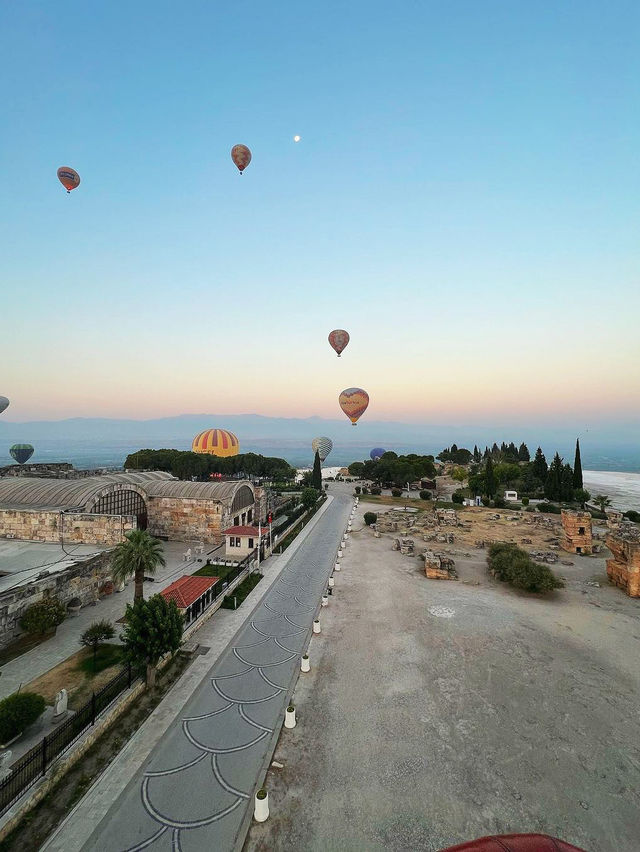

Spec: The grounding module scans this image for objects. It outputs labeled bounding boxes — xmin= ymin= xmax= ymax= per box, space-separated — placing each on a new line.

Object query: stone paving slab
xmin=42 ymin=489 xmax=352 ymax=852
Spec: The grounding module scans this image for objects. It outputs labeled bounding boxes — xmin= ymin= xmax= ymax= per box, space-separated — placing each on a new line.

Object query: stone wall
xmin=561 ymin=510 xmax=592 ymax=555
xmin=0 ymin=510 xmax=135 ymax=546
xmin=0 ymin=551 xmax=113 ymax=648
xmin=147 ymin=497 xmax=225 ymax=543
xmin=606 ymin=533 xmax=640 ymax=597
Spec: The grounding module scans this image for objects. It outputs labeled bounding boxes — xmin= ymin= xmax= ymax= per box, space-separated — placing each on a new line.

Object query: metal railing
xmin=0 ymin=664 xmax=136 ymax=817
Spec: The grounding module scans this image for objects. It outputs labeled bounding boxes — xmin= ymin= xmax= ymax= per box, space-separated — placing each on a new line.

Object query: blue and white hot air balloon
xmin=370 ymin=447 xmax=386 ymax=461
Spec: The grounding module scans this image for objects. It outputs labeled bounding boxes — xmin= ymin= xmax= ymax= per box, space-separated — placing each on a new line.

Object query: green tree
xmin=573 ymin=439 xmax=583 ymax=489
xmin=301 ymin=487 xmax=319 ymax=510
xmin=484 ymin=456 xmax=496 ymax=498
xmin=518 ymin=442 xmax=530 ymax=462
xmin=312 ymin=451 xmax=322 ymax=491
xmin=473 ymin=445 xmax=481 ymax=463
xmin=111 ymin=529 xmax=166 ymax=602
xmin=80 ymin=620 xmax=116 ymax=672
xmin=532 ymin=447 xmax=548 ymax=482
xmin=451 ymin=467 xmax=467 ymax=482
xmin=121 ymin=595 xmax=183 ymax=687
xmin=574 ymin=488 xmax=591 ymax=509
xmin=20 ymin=598 xmax=66 ymax=635
xmin=594 ymin=494 xmax=611 ymax=514
xmin=348 ymin=461 xmax=365 ymax=477
xmin=544 ymin=453 xmax=563 ymax=501
xmin=0 ymin=693 xmax=46 ymax=743
xmin=560 ymin=463 xmax=575 ymax=502
xmin=494 ymin=463 xmax=521 ymax=486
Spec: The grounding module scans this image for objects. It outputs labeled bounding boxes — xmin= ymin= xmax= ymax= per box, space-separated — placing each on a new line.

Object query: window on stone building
xmin=248 ymin=538 xmax=254 ymax=548
xmin=578 ymin=527 xmax=585 ymax=535
xmin=234 ymin=516 xmax=239 ymax=526
xmin=229 ymin=537 xmax=235 ymax=547
xmin=247 ymin=509 xmax=252 ymax=522
xmin=235 ymin=537 xmax=241 ymax=547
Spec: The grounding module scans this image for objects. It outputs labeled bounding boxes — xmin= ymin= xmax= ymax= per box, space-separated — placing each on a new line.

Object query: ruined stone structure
xmin=0 ymin=472 xmax=258 ymax=546
xmin=0 ymin=550 xmax=112 ymax=648
xmin=606 ymin=528 xmax=640 ymax=597
xmin=561 ymin=510 xmax=593 ymax=555
xmin=421 ymin=550 xmax=457 ymax=580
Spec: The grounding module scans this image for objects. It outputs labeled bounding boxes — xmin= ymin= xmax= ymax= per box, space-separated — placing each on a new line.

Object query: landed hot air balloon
xmin=10 ymin=444 xmax=34 ymax=465
xmin=57 ymin=167 xmax=81 ymax=193
xmin=370 ymin=447 xmax=385 ymax=461
xmin=192 ymin=429 xmax=239 ymax=458
xmin=312 ymin=437 xmax=333 ymax=462
xmin=339 ymin=388 xmax=369 ymax=426
xmin=0 ymin=396 xmax=8 ymax=415
xmin=328 ymin=329 xmax=350 ymax=357
xmin=231 ymin=144 xmax=252 ymax=174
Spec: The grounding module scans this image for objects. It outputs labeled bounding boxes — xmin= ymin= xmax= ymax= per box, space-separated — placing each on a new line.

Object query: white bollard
xmin=254 ymin=789 xmax=269 ymax=822
xmin=285 ymin=705 xmax=296 ymax=728
xmin=337 ymin=549 xmax=343 ymax=557
xmin=301 ymin=654 xmax=310 ymax=672
xmin=321 ymin=594 xmax=329 ymax=607
xmin=313 ymin=619 xmax=321 ymax=634
xmin=334 ymin=563 xmax=340 ymax=572
xmin=328 ymin=576 xmax=335 ymax=588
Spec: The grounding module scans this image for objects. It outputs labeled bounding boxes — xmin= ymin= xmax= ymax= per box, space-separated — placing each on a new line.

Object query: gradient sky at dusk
xmin=1 ymin=1 xmax=638 ymax=428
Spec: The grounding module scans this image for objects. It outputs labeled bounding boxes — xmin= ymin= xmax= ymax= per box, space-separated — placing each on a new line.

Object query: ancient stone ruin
xmin=434 ymin=508 xmax=459 ymax=527
xmin=391 ymin=537 xmax=415 ymax=555
xmin=606 ymin=527 xmax=640 ymax=597
xmin=561 ymin=510 xmax=593 ymax=555
xmin=421 ymin=550 xmax=457 ymax=580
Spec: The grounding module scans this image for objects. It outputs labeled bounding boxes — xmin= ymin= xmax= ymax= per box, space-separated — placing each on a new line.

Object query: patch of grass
xmin=77 ymin=644 xmax=125 ymax=676
xmin=221 ymin=573 xmax=263 ymax=609
xmin=193 ymin=562 xmax=234 ymax=581
xmin=0 ymin=630 xmax=56 ymax=667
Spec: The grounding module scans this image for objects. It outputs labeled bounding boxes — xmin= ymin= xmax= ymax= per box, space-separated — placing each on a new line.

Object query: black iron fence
xmin=0 ymin=663 xmax=137 ymax=817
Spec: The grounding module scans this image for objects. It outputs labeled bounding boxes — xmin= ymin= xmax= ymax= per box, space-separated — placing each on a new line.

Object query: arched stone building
xmin=0 ymin=472 xmax=258 ymax=545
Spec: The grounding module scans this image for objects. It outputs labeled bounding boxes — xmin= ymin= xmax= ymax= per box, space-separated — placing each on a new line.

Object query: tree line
xmin=124 ymin=448 xmax=296 ymax=482
xmin=348 ymin=452 xmax=437 ymax=487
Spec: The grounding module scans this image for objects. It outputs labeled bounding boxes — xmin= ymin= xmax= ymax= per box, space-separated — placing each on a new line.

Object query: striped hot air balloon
xmin=10 ymin=444 xmax=34 ymax=465
xmin=0 ymin=396 xmax=8 ymax=415
xmin=192 ymin=429 xmax=240 ymax=457
xmin=312 ymin=437 xmax=333 ymax=462
xmin=339 ymin=388 xmax=369 ymax=426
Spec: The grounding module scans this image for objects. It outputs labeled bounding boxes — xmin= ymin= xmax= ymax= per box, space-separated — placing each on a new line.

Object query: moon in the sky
xmin=293 ymin=135 xmax=301 ymax=142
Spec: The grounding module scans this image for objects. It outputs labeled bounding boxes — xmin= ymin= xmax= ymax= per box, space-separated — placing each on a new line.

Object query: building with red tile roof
xmin=161 ymin=575 xmax=219 ymax=624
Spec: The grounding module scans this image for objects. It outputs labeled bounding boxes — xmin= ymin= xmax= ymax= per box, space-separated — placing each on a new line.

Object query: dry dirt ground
xmin=24 ymin=647 xmax=123 ymax=708
xmin=245 ymin=504 xmax=640 ymax=852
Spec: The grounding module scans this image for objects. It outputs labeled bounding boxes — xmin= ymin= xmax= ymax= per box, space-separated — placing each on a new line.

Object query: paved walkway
xmin=0 ymin=542 xmax=223 ymax=699
xmin=43 ymin=488 xmax=352 ymax=851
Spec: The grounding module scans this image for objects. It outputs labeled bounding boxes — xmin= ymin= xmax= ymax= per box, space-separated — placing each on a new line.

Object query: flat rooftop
xmin=0 ymin=540 xmax=108 ymax=593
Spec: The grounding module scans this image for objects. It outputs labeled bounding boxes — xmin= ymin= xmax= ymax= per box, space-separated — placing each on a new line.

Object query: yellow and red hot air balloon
xmin=192 ymin=429 xmax=240 ymax=457
xmin=57 ymin=167 xmax=81 ymax=193
xmin=328 ymin=329 xmax=350 ymax=357
xmin=339 ymin=388 xmax=369 ymax=426
xmin=231 ymin=144 xmax=252 ymax=174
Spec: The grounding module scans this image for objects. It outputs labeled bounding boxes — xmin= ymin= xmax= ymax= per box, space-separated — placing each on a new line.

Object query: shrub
xmin=493 ymin=495 xmax=506 ymax=508
xmin=521 ymin=497 xmax=530 ymax=506
xmin=537 ymin=502 xmax=561 ymax=514
xmin=20 ymin=597 xmax=66 ymax=635
xmin=488 ymin=542 xmax=563 ymax=593
xmin=481 ymin=497 xmax=491 ymax=507
xmin=451 ymin=490 xmax=465 ymax=504
xmin=624 ymin=510 xmax=640 ymax=523
xmin=354 ymin=486 xmax=361 ymax=495
xmin=525 ymin=506 xmax=535 ymax=513
xmin=361 ymin=486 xmax=369 ymax=494
xmin=391 ymin=488 xmax=402 ymax=497
xmin=419 ymin=490 xmax=432 ymax=500
xmin=363 ymin=512 xmax=377 ymax=526
xmin=370 ymin=486 xmax=381 ymax=495
xmin=0 ymin=692 xmax=46 ymax=743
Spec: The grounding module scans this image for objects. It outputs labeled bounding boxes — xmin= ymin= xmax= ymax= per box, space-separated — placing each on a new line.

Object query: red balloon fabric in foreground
xmin=439 ymin=833 xmax=586 ymax=852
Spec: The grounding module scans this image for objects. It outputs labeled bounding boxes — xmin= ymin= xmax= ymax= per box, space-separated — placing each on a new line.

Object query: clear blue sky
xmin=1 ymin=1 xmax=638 ymax=428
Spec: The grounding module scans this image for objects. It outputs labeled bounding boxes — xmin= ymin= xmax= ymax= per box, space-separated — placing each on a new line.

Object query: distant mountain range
xmin=0 ymin=413 xmax=638 ymax=471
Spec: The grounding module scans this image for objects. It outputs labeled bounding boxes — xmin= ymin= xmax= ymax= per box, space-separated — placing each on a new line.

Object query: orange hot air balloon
xmin=57 ymin=167 xmax=81 ymax=193
xmin=339 ymin=387 xmax=369 ymax=426
xmin=231 ymin=144 xmax=252 ymax=174
xmin=328 ymin=329 xmax=350 ymax=357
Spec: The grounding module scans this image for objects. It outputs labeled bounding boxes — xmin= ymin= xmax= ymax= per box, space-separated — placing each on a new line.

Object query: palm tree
xmin=111 ymin=529 xmax=166 ymax=602
xmin=594 ymin=494 xmax=612 ymax=514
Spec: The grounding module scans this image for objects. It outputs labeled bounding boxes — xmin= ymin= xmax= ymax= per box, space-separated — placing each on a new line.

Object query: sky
xmin=1 ymin=1 xmax=639 ymax=433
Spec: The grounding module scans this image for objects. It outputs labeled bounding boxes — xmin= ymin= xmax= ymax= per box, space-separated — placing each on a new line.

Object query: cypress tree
xmin=532 ymin=447 xmax=548 ymax=482
xmin=561 ymin=463 xmax=575 ymax=502
xmin=544 ymin=453 xmax=563 ymax=501
xmin=573 ymin=439 xmax=583 ymax=489
xmin=312 ymin=451 xmax=322 ymax=491
xmin=485 ymin=456 xmax=497 ymax=498
xmin=518 ymin=442 xmax=530 ymax=462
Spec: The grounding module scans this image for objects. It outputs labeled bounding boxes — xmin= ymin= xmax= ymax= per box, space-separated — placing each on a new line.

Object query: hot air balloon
xmin=10 ymin=444 xmax=34 ymax=465
xmin=339 ymin=388 xmax=369 ymax=426
xmin=312 ymin=437 xmax=333 ymax=462
xmin=370 ymin=447 xmax=385 ymax=461
xmin=0 ymin=396 xmax=8 ymax=415
xmin=57 ymin=167 xmax=81 ymax=193
xmin=231 ymin=144 xmax=252 ymax=174
xmin=328 ymin=329 xmax=350 ymax=357
xmin=192 ymin=429 xmax=240 ymax=458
